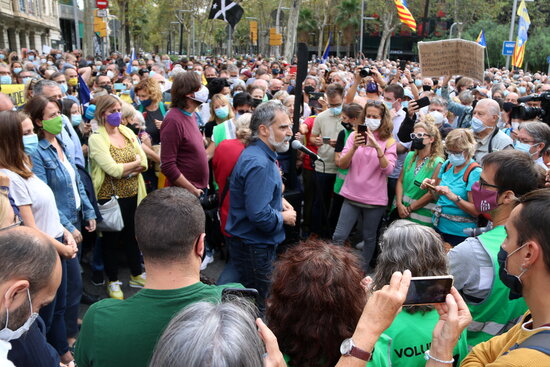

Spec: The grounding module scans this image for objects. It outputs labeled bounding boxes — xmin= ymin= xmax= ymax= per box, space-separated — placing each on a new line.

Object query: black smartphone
xmin=221 ymin=287 xmax=260 ymax=305
xmin=414 ymin=96 xmax=431 ymax=109
xmin=404 ymin=275 xmax=454 ymax=306
xmin=357 ymin=125 xmax=368 ymax=144
xmin=308 ymin=92 xmax=324 ymax=100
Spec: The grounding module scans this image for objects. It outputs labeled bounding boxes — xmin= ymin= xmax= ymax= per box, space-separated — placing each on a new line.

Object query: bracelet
xmin=424 ymin=350 xmax=454 ymax=364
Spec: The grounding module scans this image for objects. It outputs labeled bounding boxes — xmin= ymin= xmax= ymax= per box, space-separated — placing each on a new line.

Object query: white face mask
xmin=106 ymin=70 xmax=115 ymax=79
xmin=511 ymin=122 xmax=520 ymax=130
xmin=190 ymin=86 xmax=209 ymax=104
xmin=0 ymin=289 xmax=38 ymax=342
xmin=364 ymin=118 xmax=381 ymax=131
xmin=268 ymin=126 xmax=291 ymax=153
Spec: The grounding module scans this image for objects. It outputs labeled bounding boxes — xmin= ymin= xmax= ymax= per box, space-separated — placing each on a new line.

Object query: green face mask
xmin=42 ymin=115 xmax=63 ymax=135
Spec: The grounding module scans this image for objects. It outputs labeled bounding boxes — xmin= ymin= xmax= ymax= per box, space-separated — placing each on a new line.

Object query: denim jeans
xmin=217 ymin=236 xmax=241 ymax=285
xmin=226 ymin=236 xmax=276 ymax=315
xmin=311 ymin=172 xmax=336 ymax=238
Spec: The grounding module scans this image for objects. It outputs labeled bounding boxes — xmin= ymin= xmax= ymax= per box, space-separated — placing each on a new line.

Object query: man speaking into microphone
xmin=226 ymin=101 xmax=297 ymax=314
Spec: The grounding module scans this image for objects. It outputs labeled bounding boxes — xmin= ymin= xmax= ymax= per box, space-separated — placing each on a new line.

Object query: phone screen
xmin=404 ymin=276 xmax=453 ymax=306
xmin=222 ymin=287 xmax=260 ymax=304
xmin=414 ymin=96 xmax=431 ymax=109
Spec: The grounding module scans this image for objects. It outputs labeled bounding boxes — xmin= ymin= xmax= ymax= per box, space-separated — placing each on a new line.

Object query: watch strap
xmin=349 ymin=345 xmax=372 ymax=361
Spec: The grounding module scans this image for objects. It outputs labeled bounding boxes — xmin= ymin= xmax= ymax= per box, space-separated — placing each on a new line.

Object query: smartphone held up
xmin=403 ymin=275 xmax=454 ymax=306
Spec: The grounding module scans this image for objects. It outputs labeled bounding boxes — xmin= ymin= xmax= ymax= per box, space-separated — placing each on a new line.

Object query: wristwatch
xmin=340 ymin=338 xmax=372 ymax=361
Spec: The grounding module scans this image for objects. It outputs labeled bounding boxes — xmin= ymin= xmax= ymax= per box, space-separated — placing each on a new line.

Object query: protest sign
xmin=2 ymin=84 xmax=26 ymax=107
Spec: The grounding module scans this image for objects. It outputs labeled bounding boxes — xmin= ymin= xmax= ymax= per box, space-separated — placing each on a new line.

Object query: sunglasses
xmin=410 ymin=132 xmax=430 ymax=139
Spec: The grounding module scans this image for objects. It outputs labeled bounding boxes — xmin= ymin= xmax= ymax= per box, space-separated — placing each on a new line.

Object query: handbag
xmin=96 ymin=177 xmax=124 ymax=232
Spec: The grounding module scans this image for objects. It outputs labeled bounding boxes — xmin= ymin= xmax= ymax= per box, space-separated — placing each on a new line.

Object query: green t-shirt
xmin=75 ymin=282 xmax=241 ymax=367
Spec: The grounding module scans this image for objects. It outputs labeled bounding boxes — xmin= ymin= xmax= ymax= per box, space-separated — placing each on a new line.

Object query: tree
xmin=284 ymin=0 xmax=302 ymax=62
xmin=335 ymin=0 xmax=361 ymax=56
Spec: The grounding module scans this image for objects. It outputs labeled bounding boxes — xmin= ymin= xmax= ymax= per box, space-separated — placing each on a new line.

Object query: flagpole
xmin=228 ymin=25 xmax=233 ymax=56
xmin=505 ymin=0 xmax=519 ymax=70
xmin=485 ymin=46 xmax=490 ymax=69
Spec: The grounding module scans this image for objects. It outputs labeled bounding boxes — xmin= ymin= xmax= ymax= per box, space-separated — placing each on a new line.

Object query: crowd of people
xmin=1 ymin=46 xmax=550 ymax=367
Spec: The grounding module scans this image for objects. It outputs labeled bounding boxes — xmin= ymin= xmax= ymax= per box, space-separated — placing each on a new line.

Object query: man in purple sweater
xmin=160 ymin=72 xmax=209 ymax=197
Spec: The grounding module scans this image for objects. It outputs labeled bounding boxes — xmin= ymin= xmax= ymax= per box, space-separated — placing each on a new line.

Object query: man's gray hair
xmin=227 ymin=64 xmax=239 ymax=74
xmin=304 ymin=75 xmax=320 ymax=90
xmin=250 ymin=100 xmax=288 ymax=140
xmin=34 ymin=79 xmax=60 ymax=96
xmin=372 ymin=220 xmax=448 ymax=301
xmin=149 ymin=301 xmax=264 ymax=367
xmin=521 ymin=121 xmax=550 ymax=153
xmin=430 ymin=96 xmax=448 ymax=109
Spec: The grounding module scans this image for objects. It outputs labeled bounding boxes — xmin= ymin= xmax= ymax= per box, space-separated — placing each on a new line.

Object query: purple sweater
xmin=160 ymin=108 xmax=208 ymax=189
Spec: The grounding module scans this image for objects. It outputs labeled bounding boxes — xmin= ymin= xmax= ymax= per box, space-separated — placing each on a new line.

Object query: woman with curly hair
xmin=266 ymin=240 xmax=367 ymax=367
xmin=392 ymin=120 xmax=444 ymax=226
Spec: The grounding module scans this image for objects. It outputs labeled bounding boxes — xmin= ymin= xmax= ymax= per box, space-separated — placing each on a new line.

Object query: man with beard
xmin=225 ymin=101 xmax=296 ymax=314
xmin=0 ymin=226 xmax=62 ymax=366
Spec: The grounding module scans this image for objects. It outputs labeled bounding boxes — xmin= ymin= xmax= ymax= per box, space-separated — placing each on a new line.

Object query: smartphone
xmin=404 ymin=275 xmax=454 ymax=306
xmin=289 ymin=66 xmax=297 ymax=74
xmin=114 ymin=83 xmax=126 ymax=91
xmin=221 ymin=287 xmax=260 ymax=304
xmin=323 ymin=136 xmax=331 ymax=144
xmin=308 ymin=92 xmax=324 ymax=100
xmin=414 ymin=96 xmax=431 ymax=109
xmin=357 ymin=125 xmax=368 ymax=144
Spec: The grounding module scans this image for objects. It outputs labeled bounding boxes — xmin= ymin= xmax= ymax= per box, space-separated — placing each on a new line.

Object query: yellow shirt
xmin=461 ymin=312 xmax=550 ymax=367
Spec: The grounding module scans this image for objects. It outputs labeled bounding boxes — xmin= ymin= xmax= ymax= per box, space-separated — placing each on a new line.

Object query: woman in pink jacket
xmin=332 ymin=100 xmax=397 ymax=271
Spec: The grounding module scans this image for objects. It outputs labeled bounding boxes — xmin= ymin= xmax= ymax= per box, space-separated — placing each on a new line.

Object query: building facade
xmin=0 ymin=0 xmax=62 ymax=52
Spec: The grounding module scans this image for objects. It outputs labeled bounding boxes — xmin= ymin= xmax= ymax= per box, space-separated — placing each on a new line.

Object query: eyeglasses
xmin=410 ymin=132 xmax=430 ymax=139
xmin=445 ymin=149 xmax=464 ymax=155
xmin=479 ymin=177 xmax=499 ymax=190
xmin=237 ymin=110 xmax=250 ymax=115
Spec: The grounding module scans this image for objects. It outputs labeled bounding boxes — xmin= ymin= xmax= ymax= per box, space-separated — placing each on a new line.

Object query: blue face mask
xmin=215 ymin=105 xmax=229 ymax=119
xmin=401 ymin=101 xmax=409 ymax=109
xmin=22 ymin=77 xmax=32 ymax=85
xmin=60 ymin=83 xmax=68 ymax=94
xmin=384 ymin=101 xmax=393 ymax=111
xmin=415 ymin=79 xmax=423 ymax=87
xmin=330 ymin=105 xmax=342 ymax=116
xmin=23 ymin=134 xmax=39 ymax=155
xmin=0 ymin=75 xmax=12 ymax=85
xmin=0 ymin=54 xmax=4 ymax=60
xmin=13 ymin=67 xmax=22 ymax=74
xmin=470 ymin=117 xmax=488 ymax=133
xmin=518 ymin=86 xmax=527 ymax=95
xmin=515 ymin=141 xmax=537 ymax=157
xmin=131 ymin=66 xmax=139 ymax=73
xmin=140 ymin=99 xmax=152 ymax=108
xmin=503 ymin=90 xmax=509 ymax=97
xmin=28 ymin=55 xmax=35 ymax=61
xmin=71 ymin=114 xmax=83 ymax=126
xmin=448 ymin=152 xmax=466 ymax=167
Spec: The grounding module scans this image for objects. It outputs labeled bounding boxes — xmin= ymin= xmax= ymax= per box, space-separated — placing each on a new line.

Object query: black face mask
xmin=411 ymin=137 xmax=426 ymax=150
xmin=103 ymin=85 xmax=112 ymax=94
xmin=304 ymin=85 xmax=315 ymax=94
xmin=422 ymin=85 xmax=432 ymax=92
xmin=206 ymin=77 xmax=215 ymax=85
xmin=252 ymin=98 xmax=263 ymax=108
xmin=341 ymin=122 xmax=353 ymax=131
xmin=128 ymin=124 xmax=140 ymax=135
xmin=503 ymin=102 xmax=517 ymax=112
xmin=272 ymin=69 xmax=280 ymax=75
xmin=497 ymin=246 xmax=525 ymax=300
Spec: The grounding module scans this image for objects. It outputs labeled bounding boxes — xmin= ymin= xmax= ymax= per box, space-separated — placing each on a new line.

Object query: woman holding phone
xmin=332 ymin=100 xmax=397 ymax=271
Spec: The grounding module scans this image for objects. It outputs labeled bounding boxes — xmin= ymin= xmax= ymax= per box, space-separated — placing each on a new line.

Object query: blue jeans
xmin=217 ymin=236 xmax=241 ymax=285
xmin=311 ymin=172 xmax=337 ymax=238
xmin=39 ymin=251 xmax=69 ymax=356
xmin=64 ymin=255 xmax=82 ymax=339
xmin=226 ymin=237 xmax=276 ymax=315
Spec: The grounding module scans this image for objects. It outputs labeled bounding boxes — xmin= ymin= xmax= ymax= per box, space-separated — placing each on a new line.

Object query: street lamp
xmin=448 ymin=22 xmax=463 ymax=39
xmin=175 ymin=9 xmax=195 ymax=56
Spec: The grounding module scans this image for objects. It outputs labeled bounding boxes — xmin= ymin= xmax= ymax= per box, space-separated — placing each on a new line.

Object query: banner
xmin=418 ymin=39 xmax=485 ymax=81
xmin=2 ymin=84 xmax=26 ymax=107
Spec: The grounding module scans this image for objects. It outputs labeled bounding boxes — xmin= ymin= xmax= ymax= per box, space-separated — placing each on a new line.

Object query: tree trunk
xmin=284 ymin=0 xmax=301 ymax=62
xmin=376 ymin=12 xmax=398 ymax=60
xmin=383 ymin=35 xmax=391 ymax=59
xmin=83 ymin=0 xmax=94 ymax=56
xmin=317 ymin=0 xmax=329 ymax=57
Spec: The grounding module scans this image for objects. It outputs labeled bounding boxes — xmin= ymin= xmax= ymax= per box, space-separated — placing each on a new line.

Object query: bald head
xmin=0 ymin=92 xmax=14 ymax=112
xmin=473 ymin=98 xmax=500 ymax=128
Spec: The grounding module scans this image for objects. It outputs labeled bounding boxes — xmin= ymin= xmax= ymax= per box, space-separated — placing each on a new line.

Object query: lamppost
xmin=170 ymin=22 xmax=180 ymax=55
xmin=274 ymin=5 xmax=291 ymax=58
xmin=359 ymin=0 xmax=374 ymax=56
xmin=176 ymin=9 xmax=195 ymax=56
xmin=448 ymin=22 xmax=462 ymax=39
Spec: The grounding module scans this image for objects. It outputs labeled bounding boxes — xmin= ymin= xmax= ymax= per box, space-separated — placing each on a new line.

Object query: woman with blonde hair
xmin=88 ymin=95 xmax=148 ymax=299
xmin=393 ymin=120 xmax=444 ymax=226
xmin=422 ymin=128 xmax=481 ymax=246
xmin=333 ymin=100 xmax=397 ymax=271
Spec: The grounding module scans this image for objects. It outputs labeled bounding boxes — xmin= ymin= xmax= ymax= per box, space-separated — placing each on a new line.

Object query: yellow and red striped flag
xmin=394 ymin=0 xmax=416 ymax=32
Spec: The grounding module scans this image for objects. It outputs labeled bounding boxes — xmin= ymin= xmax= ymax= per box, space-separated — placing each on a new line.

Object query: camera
xmin=200 ymin=193 xmax=219 ymax=211
xmin=359 ymin=67 xmax=373 ymax=78
xmin=511 ymin=91 xmax=550 ymax=125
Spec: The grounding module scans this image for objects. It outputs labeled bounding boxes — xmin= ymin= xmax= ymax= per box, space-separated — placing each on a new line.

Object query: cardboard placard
xmin=1 ymin=84 xmax=26 ymax=107
xmin=418 ymin=39 xmax=485 ymax=81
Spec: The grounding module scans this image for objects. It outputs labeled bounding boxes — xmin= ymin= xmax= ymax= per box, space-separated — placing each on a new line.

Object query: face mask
xmin=133 ymin=80 xmax=139 ymax=85
xmin=71 ymin=114 xmax=83 ymax=126
xmin=13 ymin=67 xmax=22 ymax=74
xmin=518 ymin=86 xmax=527 ymax=95
xmin=511 ymin=122 xmax=520 ymax=130
xmin=515 ymin=141 xmax=537 ymax=157
xmin=366 ymin=81 xmax=378 ymax=94
xmin=42 ymin=115 xmax=63 ymax=135
xmin=46 ymin=60 xmax=53 ymax=66
xmin=0 ymin=289 xmax=38 ymax=342
xmin=497 ymin=244 xmax=528 ymax=297
xmin=22 ymin=134 xmax=39 ymax=155
xmin=106 ymin=70 xmax=115 ymax=79
xmin=268 ymin=126 xmax=291 ymax=153
xmin=139 ymin=98 xmax=152 ymax=108
xmin=401 ymin=101 xmax=409 ymax=109
xmin=60 ymin=83 xmax=68 ymax=94
xmin=422 ymin=85 xmax=432 ymax=91
xmin=503 ymin=90 xmax=509 ymax=97
xmin=28 ymin=55 xmax=35 ymax=61
xmin=0 ymin=54 xmax=4 ymax=60
xmin=0 ymin=76 xmax=12 ymax=85
xmin=128 ymin=124 xmax=141 ymax=135
xmin=411 ymin=137 xmax=426 ymax=151
xmin=470 ymin=117 xmax=488 ymax=133
xmin=330 ymin=105 xmax=342 ymax=116
xmin=384 ymin=101 xmax=393 ymax=111
xmin=68 ymin=77 xmax=78 ymax=87
xmin=365 ymin=118 xmax=381 ymax=131
xmin=131 ymin=66 xmax=139 ymax=73
xmin=341 ymin=122 xmax=353 ymax=131
xmin=252 ymin=98 xmax=263 ymax=108
xmin=190 ymin=85 xmax=209 ymax=104
xmin=22 ymin=77 xmax=32 ymax=85
xmin=304 ymin=85 xmax=315 ymax=94
xmin=448 ymin=152 xmax=466 ymax=167
xmin=103 ymin=85 xmax=112 ymax=94
xmin=149 ymin=71 xmax=156 ymax=77
xmin=471 ymin=181 xmax=499 ymax=213
xmin=106 ymin=112 xmax=122 ymax=127
xmin=215 ymin=105 xmax=229 ymax=119
xmin=272 ymin=69 xmax=280 ymax=75
xmin=233 ymin=90 xmax=242 ymax=96
xmin=415 ymin=79 xmax=423 ymax=87
xmin=206 ymin=77 xmax=215 ymax=85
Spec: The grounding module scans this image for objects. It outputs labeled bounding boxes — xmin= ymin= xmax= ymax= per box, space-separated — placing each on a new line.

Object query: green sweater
xmin=75 ymin=282 xmax=241 ymax=367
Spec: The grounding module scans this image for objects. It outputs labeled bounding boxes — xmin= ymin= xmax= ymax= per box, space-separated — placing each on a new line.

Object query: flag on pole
xmin=512 ymin=0 xmax=530 ymax=68
xmin=78 ymin=74 xmax=91 ymax=106
xmin=476 ymin=29 xmax=486 ymax=47
xmin=208 ymin=0 xmax=244 ymax=29
xmin=321 ymin=32 xmax=332 ymax=63
xmin=126 ymin=48 xmax=135 ymax=74
xmin=394 ymin=0 xmax=416 ymax=32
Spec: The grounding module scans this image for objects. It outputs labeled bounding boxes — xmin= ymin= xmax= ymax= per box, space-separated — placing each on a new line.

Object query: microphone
xmin=291 ymin=140 xmax=322 ymax=161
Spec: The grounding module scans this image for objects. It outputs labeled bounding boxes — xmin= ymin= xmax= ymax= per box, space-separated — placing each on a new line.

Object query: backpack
xmin=443 ymin=161 xmax=480 ymax=183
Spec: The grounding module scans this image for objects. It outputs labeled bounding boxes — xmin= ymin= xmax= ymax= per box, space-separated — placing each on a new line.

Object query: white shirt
xmin=60 ymin=156 xmax=81 ymax=210
xmin=0 ymin=340 xmax=15 ymax=367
